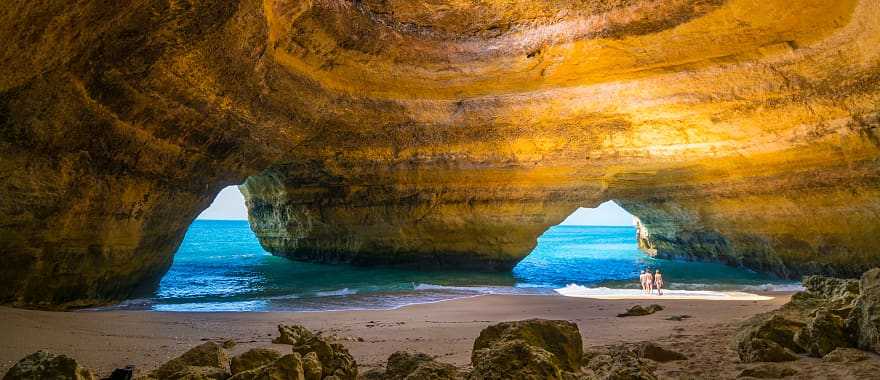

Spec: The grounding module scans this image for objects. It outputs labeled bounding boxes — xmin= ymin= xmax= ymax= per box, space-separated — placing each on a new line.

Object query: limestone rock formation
xmin=145 ymin=342 xmax=230 ymax=380
xmin=584 ymin=347 xmax=658 ymax=380
xmin=617 ymin=305 xmax=664 ymax=317
xmin=382 ymin=351 xmax=460 ymax=380
xmin=736 ymin=363 xmax=797 ymax=379
xmin=227 ymin=353 xmax=304 ymax=380
xmin=2 ymin=351 xmax=96 ymax=380
xmin=231 ymin=349 xmax=283 ymax=375
xmin=469 ymin=319 xmax=583 ymax=380
xmin=735 ymin=270 xmax=880 ymax=362
xmin=2 ymin=0 xmax=880 ymax=307
xmin=272 ymin=324 xmax=357 ymax=380
xmin=635 ymin=342 xmax=687 ymax=363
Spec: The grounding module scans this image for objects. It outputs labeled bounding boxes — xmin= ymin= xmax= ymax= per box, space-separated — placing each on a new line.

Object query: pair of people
xmin=639 ymin=269 xmax=664 ymax=295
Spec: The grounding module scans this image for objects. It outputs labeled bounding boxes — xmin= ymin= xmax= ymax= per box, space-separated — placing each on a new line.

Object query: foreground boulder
xmin=617 ymin=305 xmax=664 ymax=317
xmin=821 ymin=347 xmax=869 ymax=363
xmin=231 ymin=349 xmax=283 ymax=375
xmin=636 ymin=342 xmax=687 ymax=362
xmin=584 ymin=347 xmax=657 ymax=380
xmin=273 ymin=324 xmax=357 ymax=380
xmin=736 ymin=315 xmax=804 ymax=362
xmin=793 ymin=308 xmax=850 ymax=357
xmin=228 ymin=354 xmax=304 ymax=380
xmin=736 ymin=363 xmax=797 ymax=379
xmin=469 ymin=319 xmax=583 ymax=380
xmin=849 ymin=268 xmax=880 ymax=353
xmin=3 ymin=351 xmax=96 ymax=380
xmin=381 ymin=351 xmax=460 ymax=380
xmin=146 ymin=342 xmax=230 ymax=379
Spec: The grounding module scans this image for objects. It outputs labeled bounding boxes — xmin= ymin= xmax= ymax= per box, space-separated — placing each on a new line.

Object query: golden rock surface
xmin=1 ymin=0 xmax=879 ymax=307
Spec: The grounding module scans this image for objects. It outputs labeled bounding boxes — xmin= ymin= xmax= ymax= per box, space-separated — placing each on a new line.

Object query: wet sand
xmin=0 ymin=293 xmax=796 ymax=378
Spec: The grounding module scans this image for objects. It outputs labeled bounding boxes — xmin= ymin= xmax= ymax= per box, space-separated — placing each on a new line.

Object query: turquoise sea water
xmin=116 ymin=221 xmax=797 ymax=312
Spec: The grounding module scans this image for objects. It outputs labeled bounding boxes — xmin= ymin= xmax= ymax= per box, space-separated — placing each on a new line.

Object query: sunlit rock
xmin=2 ymin=0 xmax=880 ymax=307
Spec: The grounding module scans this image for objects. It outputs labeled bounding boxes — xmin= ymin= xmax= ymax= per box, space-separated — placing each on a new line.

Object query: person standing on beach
xmin=654 ymin=270 xmax=664 ymax=296
xmin=639 ymin=270 xmax=647 ymax=293
xmin=645 ymin=270 xmax=654 ymax=294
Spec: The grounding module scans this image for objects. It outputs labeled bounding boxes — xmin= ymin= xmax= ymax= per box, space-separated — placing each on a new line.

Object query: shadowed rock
xmin=3 ymin=351 xmax=96 ymax=380
xmin=822 ymin=347 xmax=869 ymax=363
xmin=230 ymin=349 xmax=282 ymax=375
xmin=469 ymin=319 xmax=584 ymax=380
xmin=636 ymin=342 xmax=687 ymax=362
xmin=617 ymin=305 xmax=664 ymax=317
xmin=383 ymin=351 xmax=459 ymax=380
xmin=585 ymin=347 xmax=658 ymax=380
xmin=273 ymin=324 xmax=357 ymax=380
xmin=737 ymin=363 xmax=797 ymax=378
xmin=227 ymin=353 xmax=304 ymax=380
xmin=849 ymin=268 xmax=880 ymax=353
xmin=146 ymin=342 xmax=230 ymax=380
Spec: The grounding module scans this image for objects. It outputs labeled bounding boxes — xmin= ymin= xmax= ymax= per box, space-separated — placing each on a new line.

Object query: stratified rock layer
xmin=2 ymin=0 xmax=880 ymax=307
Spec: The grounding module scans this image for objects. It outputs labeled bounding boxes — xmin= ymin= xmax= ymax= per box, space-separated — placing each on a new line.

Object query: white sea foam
xmin=555 ymin=284 xmax=774 ymax=301
xmin=741 ymin=283 xmax=805 ymax=292
xmin=314 ymin=288 xmax=358 ymax=297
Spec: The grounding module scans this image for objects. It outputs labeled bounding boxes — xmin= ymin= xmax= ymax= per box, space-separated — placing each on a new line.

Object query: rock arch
xmin=1 ymin=0 xmax=879 ymax=308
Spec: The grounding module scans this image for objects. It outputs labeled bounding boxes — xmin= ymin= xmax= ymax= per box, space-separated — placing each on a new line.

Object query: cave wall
xmin=1 ymin=0 xmax=879 ymax=307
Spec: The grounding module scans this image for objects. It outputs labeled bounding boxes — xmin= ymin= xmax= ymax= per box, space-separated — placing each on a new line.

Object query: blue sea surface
xmin=116 ymin=221 xmax=796 ymax=312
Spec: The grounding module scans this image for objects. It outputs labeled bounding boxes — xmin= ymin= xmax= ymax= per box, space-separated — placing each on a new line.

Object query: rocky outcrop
xmin=735 ymin=269 xmax=880 ymax=363
xmin=227 ymin=353 xmax=304 ymax=380
xmin=231 ymin=349 xmax=282 ymax=375
xmin=2 ymin=0 xmax=880 ymax=307
xmin=272 ymin=324 xmax=357 ymax=380
xmin=380 ymin=351 xmax=460 ymax=380
xmin=2 ymin=351 xmax=96 ymax=380
xmin=469 ymin=319 xmax=583 ymax=379
xmin=583 ymin=347 xmax=658 ymax=380
xmin=617 ymin=305 xmax=664 ymax=317
xmin=144 ymin=342 xmax=230 ymax=380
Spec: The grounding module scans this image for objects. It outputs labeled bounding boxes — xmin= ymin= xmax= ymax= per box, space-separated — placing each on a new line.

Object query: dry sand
xmin=0 ymin=293 xmax=803 ymax=378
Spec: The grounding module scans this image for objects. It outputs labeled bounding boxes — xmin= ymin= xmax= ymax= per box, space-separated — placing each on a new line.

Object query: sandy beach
xmin=0 ymin=293 xmax=796 ymax=378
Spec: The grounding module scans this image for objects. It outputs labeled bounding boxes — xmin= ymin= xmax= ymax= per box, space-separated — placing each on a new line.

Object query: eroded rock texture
xmin=2 ymin=0 xmax=880 ymax=307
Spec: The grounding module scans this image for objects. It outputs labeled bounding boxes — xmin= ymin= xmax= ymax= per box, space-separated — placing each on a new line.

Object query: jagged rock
xmin=850 ymin=268 xmax=880 ymax=353
xmin=231 ymin=349 xmax=282 ymax=375
xmin=793 ymin=308 xmax=850 ymax=357
xmin=2 ymin=351 xmax=96 ymax=380
xmin=470 ymin=339 xmax=563 ymax=380
xmin=617 ymin=305 xmax=664 ymax=318
xmin=585 ymin=348 xmax=657 ymax=380
xmin=273 ymin=325 xmax=316 ymax=345
xmin=471 ymin=319 xmax=583 ymax=372
xmin=358 ymin=368 xmax=386 ymax=380
xmin=636 ymin=342 xmax=687 ymax=362
xmin=148 ymin=342 xmax=230 ymax=380
xmin=273 ymin=324 xmax=356 ymax=380
xmin=301 ymin=352 xmax=322 ymax=380
xmin=384 ymin=351 xmax=459 ymax=380
xmin=222 ymin=340 xmax=237 ymax=349
xmin=822 ymin=347 xmax=869 ymax=363
xmin=227 ymin=354 xmax=304 ymax=380
xmin=735 ymin=316 xmax=804 ymax=362
xmin=165 ymin=366 xmax=229 ymax=380
xmin=737 ymin=363 xmax=797 ymax=378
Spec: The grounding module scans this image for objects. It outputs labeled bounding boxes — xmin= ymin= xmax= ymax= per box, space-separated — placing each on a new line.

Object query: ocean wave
xmin=314 ymin=288 xmax=358 ymax=297
xmin=413 ymin=283 xmax=550 ymax=295
xmin=741 ymin=283 xmax=805 ymax=292
xmin=555 ymin=284 xmax=773 ymax=301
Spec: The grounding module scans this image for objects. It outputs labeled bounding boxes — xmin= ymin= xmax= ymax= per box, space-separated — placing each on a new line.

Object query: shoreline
xmin=0 ymin=292 xmax=793 ymax=377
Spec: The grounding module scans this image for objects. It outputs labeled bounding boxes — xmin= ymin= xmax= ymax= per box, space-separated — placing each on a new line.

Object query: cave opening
xmin=511 ymin=200 xmax=646 ymax=287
